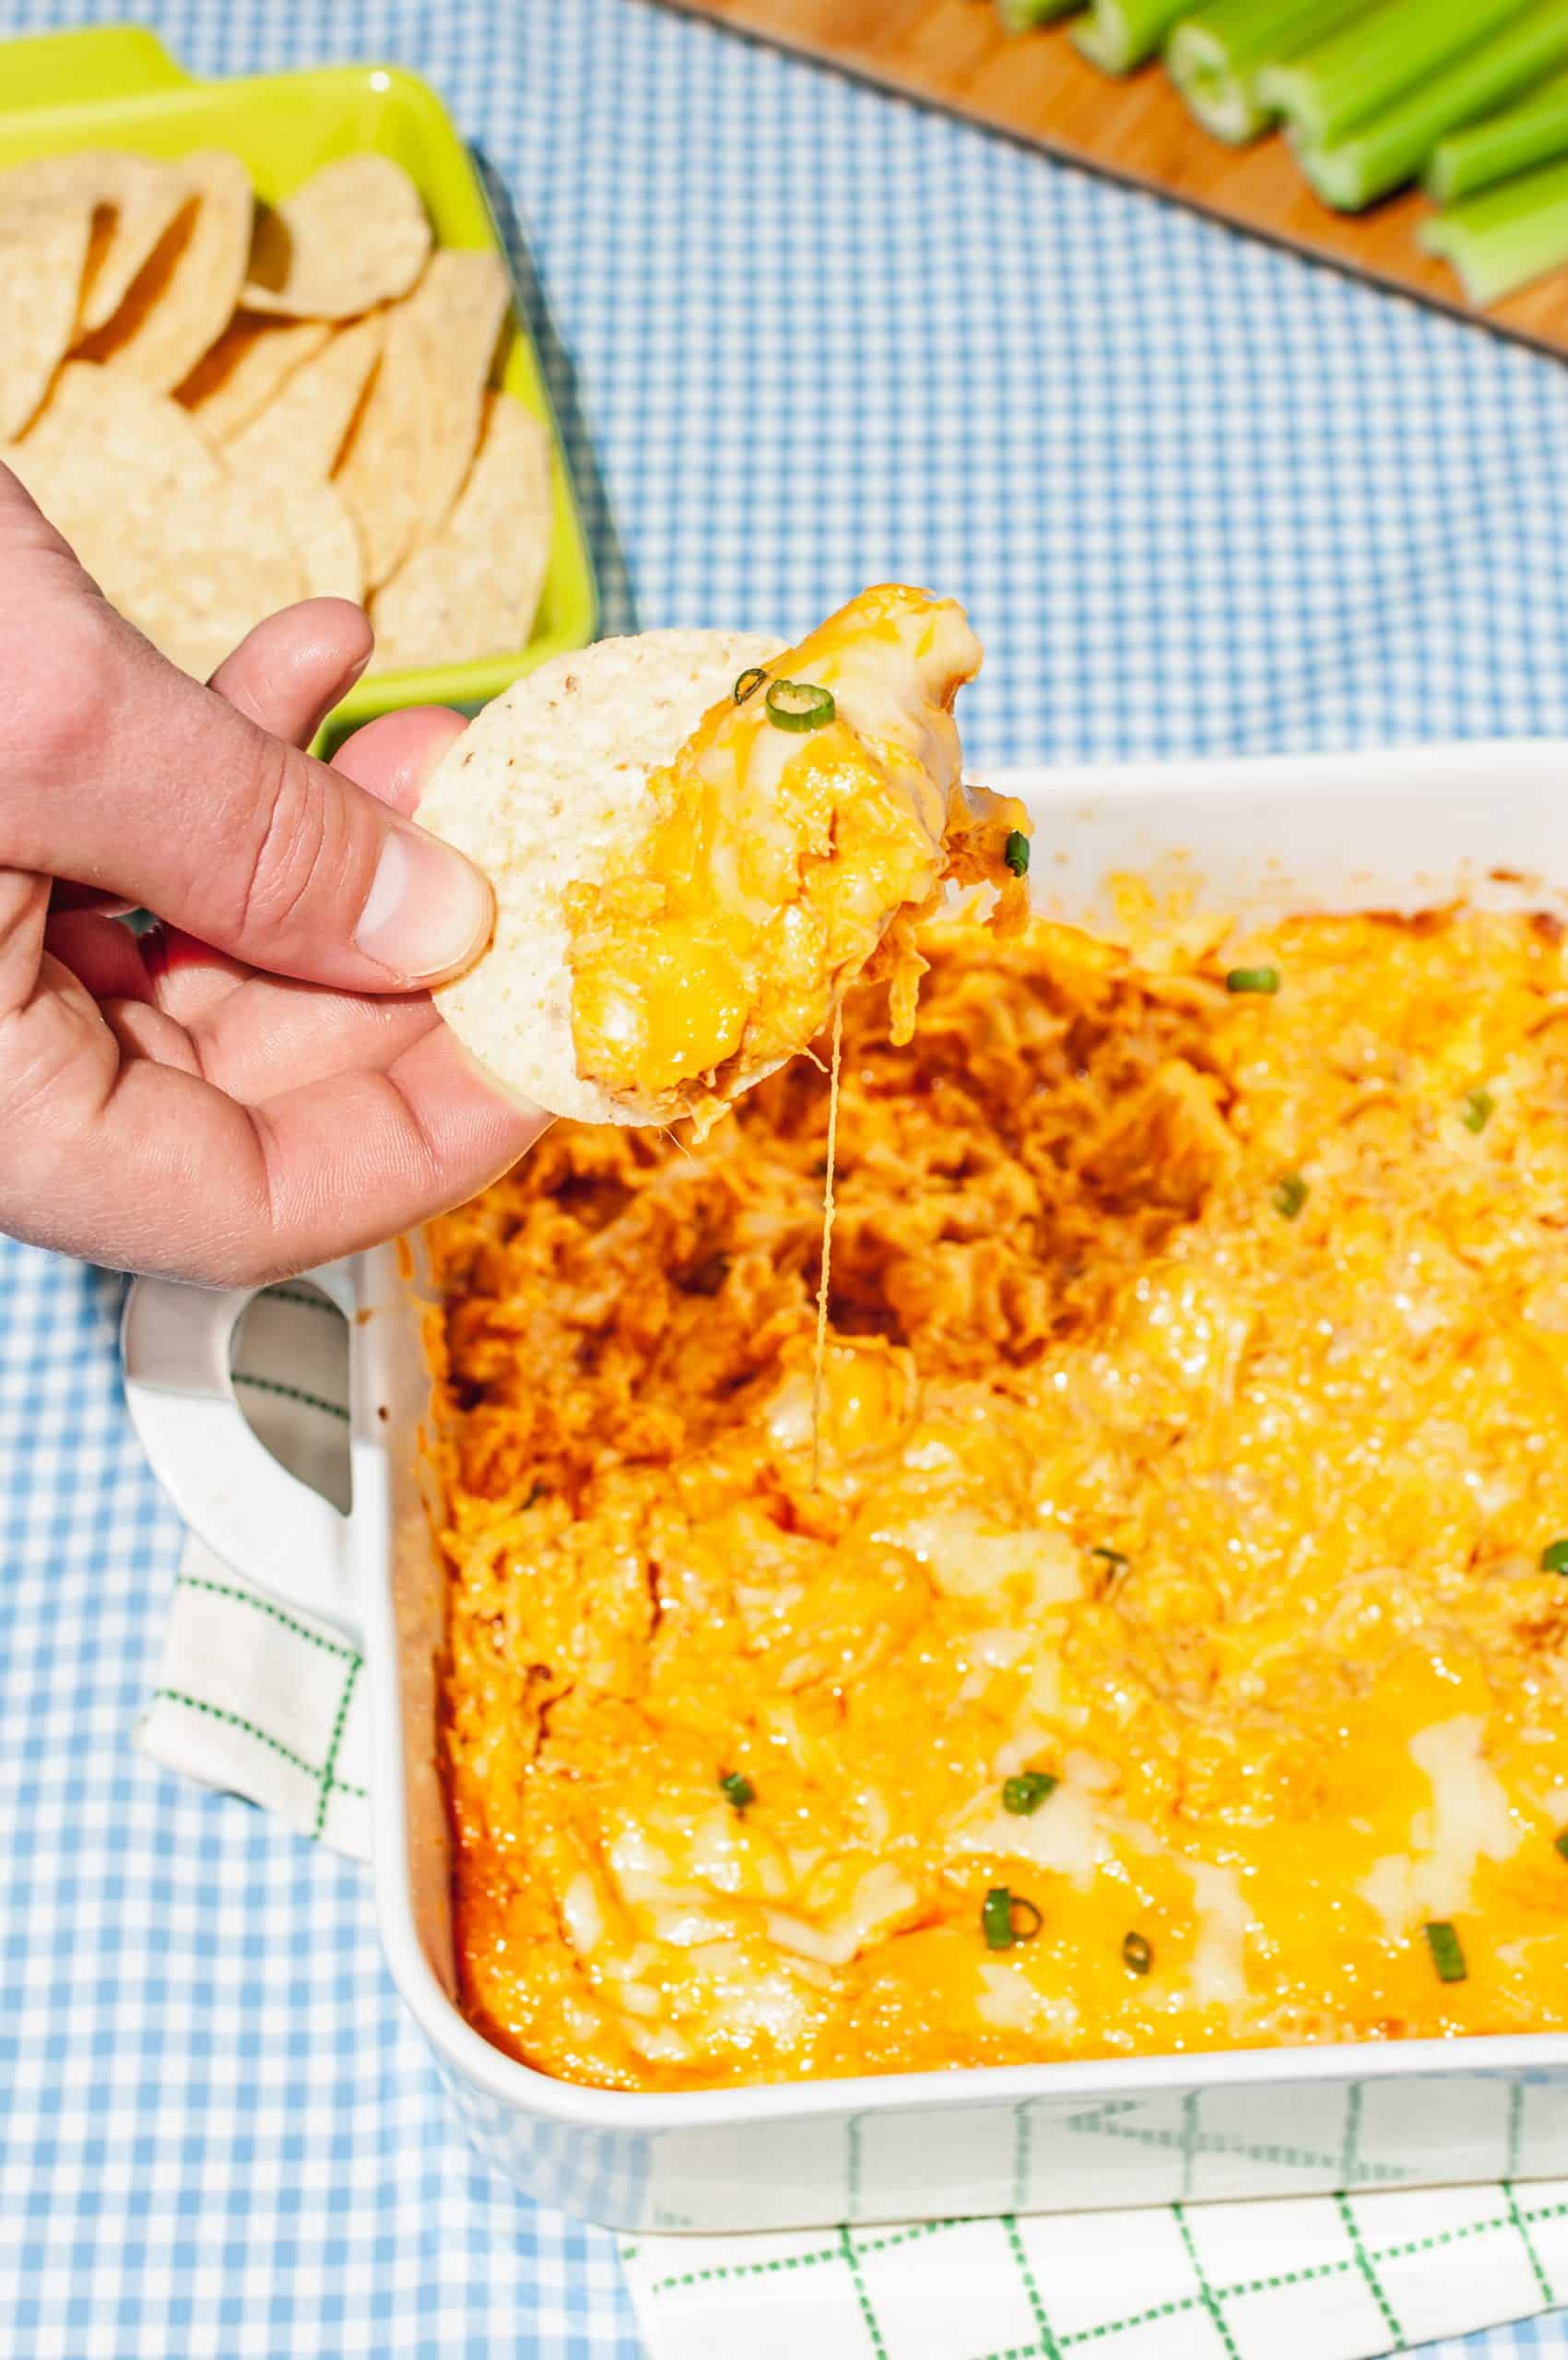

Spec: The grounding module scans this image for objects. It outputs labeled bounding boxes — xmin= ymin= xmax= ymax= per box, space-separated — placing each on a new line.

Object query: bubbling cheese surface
xmin=432 ymin=905 xmax=1568 ymax=2092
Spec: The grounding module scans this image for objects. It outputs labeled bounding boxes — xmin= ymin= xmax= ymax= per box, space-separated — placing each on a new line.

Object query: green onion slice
xmin=982 ymin=1885 xmax=1043 ymax=1950
xmin=1461 ymin=1088 xmax=1495 ymax=1134
xmin=1091 ymin=1545 xmax=1129 ymax=1570
xmin=1122 ymin=1930 xmax=1153 ymax=1976
xmin=1002 ymin=1770 xmax=1058 ymax=1816
xmin=1273 ymin=1174 xmax=1308 ymax=1221
xmin=1541 ymin=1540 xmax=1568 ymax=1574
xmin=1004 ymin=830 xmax=1032 ymax=878
xmin=1423 ymin=1919 xmax=1468 ymax=1984
xmin=764 ymin=678 xmax=836 ymax=733
xmin=733 ymin=665 xmax=768 ymax=705
xmin=1226 ymin=965 xmax=1281 ymax=995
xmin=719 ymin=1770 xmax=755 ymax=1812
xmin=1555 ymin=1828 xmax=1568 ymax=1864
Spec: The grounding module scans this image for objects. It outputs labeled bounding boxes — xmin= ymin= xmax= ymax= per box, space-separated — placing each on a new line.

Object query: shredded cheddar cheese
xmin=432 ymin=904 xmax=1568 ymax=2093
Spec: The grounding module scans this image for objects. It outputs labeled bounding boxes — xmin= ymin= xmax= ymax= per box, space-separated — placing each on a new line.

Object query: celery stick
xmin=1427 ymin=64 xmax=1568 ymax=201
xmin=1300 ymin=0 xmax=1568 ymax=211
xmin=1421 ymin=154 xmax=1568 ymax=300
xmin=1256 ymin=0 xmax=1533 ymax=148
xmin=1166 ymin=0 xmax=1364 ymax=143
xmin=1072 ymin=0 xmax=1189 ymax=74
xmin=996 ymin=0 xmax=1081 ymax=30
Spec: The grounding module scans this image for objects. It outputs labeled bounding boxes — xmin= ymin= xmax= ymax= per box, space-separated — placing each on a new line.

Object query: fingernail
xmin=354 ymin=826 xmax=493 ymax=983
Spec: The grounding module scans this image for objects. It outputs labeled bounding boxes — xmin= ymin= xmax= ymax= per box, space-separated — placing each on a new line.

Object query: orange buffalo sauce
xmin=431 ymin=906 xmax=1568 ymax=2092
xmin=561 ymin=584 xmax=1028 ymax=1124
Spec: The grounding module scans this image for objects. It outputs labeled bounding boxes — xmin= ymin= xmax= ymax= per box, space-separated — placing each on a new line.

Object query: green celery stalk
xmin=1421 ymin=152 xmax=1568 ymax=299
xmin=1256 ymin=0 xmax=1534 ymax=148
xmin=996 ymin=0 xmax=1081 ymax=31
xmin=1166 ymin=0 xmax=1366 ymax=144
xmin=1427 ymin=63 xmax=1568 ymax=200
xmin=1072 ymin=0 xmax=1189 ymax=74
xmin=1300 ymin=0 xmax=1568 ymax=211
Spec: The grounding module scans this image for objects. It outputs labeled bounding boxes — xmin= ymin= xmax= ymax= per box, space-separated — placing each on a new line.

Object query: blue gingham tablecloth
xmin=5 ymin=1 xmax=1568 ymax=2354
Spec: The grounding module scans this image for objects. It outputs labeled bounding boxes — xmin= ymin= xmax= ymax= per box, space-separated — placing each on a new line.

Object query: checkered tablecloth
xmin=6 ymin=1 xmax=1568 ymax=2354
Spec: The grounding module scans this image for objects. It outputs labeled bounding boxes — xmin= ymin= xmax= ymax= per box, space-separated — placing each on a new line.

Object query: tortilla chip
xmin=79 ymin=148 xmax=252 ymax=394
xmin=177 ymin=313 xmax=330 ymax=442
xmin=332 ymin=292 xmax=427 ymax=588
xmin=225 ymin=311 xmax=384 ymax=479
xmin=9 ymin=356 xmax=220 ymax=496
xmin=73 ymin=151 xmax=195 ymax=336
xmin=244 ymin=154 xmax=430 ymax=320
xmin=6 ymin=360 xmax=302 ymax=679
xmin=367 ymin=391 xmax=552 ymax=674
xmin=400 ymin=249 xmax=510 ymax=549
xmin=0 ymin=190 xmax=94 ymax=439
xmin=271 ymin=476 xmax=364 ymax=605
xmin=415 ymin=631 xmax=776 ymax=1125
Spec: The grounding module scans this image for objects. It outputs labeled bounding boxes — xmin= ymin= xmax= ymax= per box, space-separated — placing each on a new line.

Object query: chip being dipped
xmin=415 ymin=584 xmax=1031 ymax=1129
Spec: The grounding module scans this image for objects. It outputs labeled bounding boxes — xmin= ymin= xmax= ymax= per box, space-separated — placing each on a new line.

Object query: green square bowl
xmin=0 ymin=26 xmax=598 ymax=742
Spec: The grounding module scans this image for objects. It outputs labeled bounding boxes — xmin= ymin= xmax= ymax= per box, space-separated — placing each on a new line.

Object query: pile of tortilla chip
xmin=0 ymin=147 xmax=553 ymax=682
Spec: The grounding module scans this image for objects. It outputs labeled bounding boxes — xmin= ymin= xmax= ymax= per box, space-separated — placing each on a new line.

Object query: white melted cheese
xmin=763 ymin=1862 xmax=920 ymax=1968
xmin=1359 ymin=1715 xmax=1522 ymax=1939
xmin=874 ymin=1507 xmax=1084 ymax=1607
xmin=1186 ymin=1861 xmax=1255 ymax=2009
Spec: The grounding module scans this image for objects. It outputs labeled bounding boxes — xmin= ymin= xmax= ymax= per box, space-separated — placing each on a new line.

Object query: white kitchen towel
xmin=136 ymin=1282 xmax=1568 ymax=2360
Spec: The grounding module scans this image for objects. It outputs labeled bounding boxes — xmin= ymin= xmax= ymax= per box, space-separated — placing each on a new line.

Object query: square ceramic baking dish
xmin=0 ymin=25 xmax=597 ymax=744
xmin=123 ymin=739 xmax=1568 ymax=2234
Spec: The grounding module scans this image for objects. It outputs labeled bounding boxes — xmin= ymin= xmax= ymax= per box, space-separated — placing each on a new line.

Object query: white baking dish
xmin=124 ymin=739 xmax=1568 ymax=2234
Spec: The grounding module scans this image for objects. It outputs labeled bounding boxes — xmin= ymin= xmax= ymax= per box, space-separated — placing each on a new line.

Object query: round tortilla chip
xmin=416 ymin=631 xmax=778 ymax=1126
xmin=7 ymin=362 xmax=301 ymax=680
xmin=0 ymin=191 xmax=94 ymax=440
xmin=367 ymin=390 xmax=550 ymax=675
xmin=80 ymin=148 xmax=253 ymax=395
xmin=225 ymin=310 xmax=384 ymax=480
xmin=73 ymin=151 xmax=195 ymax=336
xmin=177 ymin=314 xmax=331 ymax=442
xmin=244 ymin=154 xmax=430 ymax=320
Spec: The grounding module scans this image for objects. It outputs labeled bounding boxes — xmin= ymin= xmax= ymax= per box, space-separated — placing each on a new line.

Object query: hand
xmin=0 ymin=464 xmax=546 ymax=1285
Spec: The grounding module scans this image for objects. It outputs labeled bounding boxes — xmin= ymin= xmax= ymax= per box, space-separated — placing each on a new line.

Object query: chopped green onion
xmin=764 ymin=679 xmax=836 ymax=733
xmin=719 ymin=1770 xmax=755 ymax=1812
xmin=1073 ymin=0 xmax=1190 ymax=75
xmin=1122 ymin=1930 xmax=1153 ymax=1975
xmin=1461 ymin=1088 xmax=1495 ymax=1133
xmin=1226 ymin=965 xmax=1280 ymax=995
xmin=996 ymin=0 xmax=1080 ymax=30
xmin=1166 ymin=0 xmax=1364 ymax=145
xmin=1091 ymin=1545 xmax=1129 ymax=1571
xmin=1003 ymin=1770 xmax=1059 ymax=1816
xmin=1540 ymin=1539 xmax=1568 ymax=1573
xmin=733 ymin=665 xmax=768 ymax=705
xmin=1555 ymin=1827 xmax=1568 ymax=1863
xmin=1421 ymin=155 xmax=1568 ymax=305
xmin=982 ymin=1885 xmax=1043 ymax=1950
xmin=1256 ymin=0 xmax=1528 ymax=152
xmin=1004 ymin=830 xmax=1032 ymax=878
xmin=1423 ymin=1918 xmax=1468 ymax=1984
xmin=1428 ymin=66 xmax=1568 ymax=205
xmin=1297 ymin=1 xmax=1568 ymax=213
xmin=1273 ymin=1173 xmax=1309 ymax=1221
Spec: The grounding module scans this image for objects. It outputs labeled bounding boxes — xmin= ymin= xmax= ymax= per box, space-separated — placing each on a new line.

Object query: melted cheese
xmin=435 ymin=906 xmax=1568 ymax=2092
xmin=562 ymin=584 xmax=1028 ymax=1119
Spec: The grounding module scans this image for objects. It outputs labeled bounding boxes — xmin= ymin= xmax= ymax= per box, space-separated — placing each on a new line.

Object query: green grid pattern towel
xmin=135 ymin=1284 xmax=1568 ymax=2360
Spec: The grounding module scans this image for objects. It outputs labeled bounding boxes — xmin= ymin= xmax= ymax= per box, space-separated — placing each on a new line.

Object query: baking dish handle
xmin=121 ymin=1266 xmax=360 ymax=1641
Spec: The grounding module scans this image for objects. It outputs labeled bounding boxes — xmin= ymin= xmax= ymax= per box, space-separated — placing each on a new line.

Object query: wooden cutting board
xmin=657 ymin=0 xmax=1568 ymax=358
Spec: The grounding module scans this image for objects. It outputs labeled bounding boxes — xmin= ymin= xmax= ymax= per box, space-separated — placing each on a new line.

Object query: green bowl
xmin=0 ymin=26 xmax=598 ymax=745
